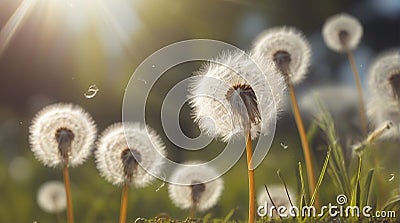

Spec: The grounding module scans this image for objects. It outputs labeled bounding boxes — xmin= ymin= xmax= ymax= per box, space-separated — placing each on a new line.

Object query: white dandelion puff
xmin=257 ymin=185 xmax=296 ymax=218
xmin=168 ymin=161 xmax=224 ymax=212
xmin=322 ymin=13 xmax=363 ymax=53
xmin=95 ymin=122 xmax=166 ymax=187
xmin=252 ymin=27 xmax=317 ymax=199
xmin=37 ymin=181 xmax=66 ymax=213
xmin=367 ymin=51 xmax=400 ymax=104
xmin=367 ymin=51 xmax=400 ymax=138
xmin=29 ymin=103 xmax=97 ymax=168
xmin=189 ymin=50 xmax=285 ymax=142
xmin=251 ymin=26 xmax=312 ymax=85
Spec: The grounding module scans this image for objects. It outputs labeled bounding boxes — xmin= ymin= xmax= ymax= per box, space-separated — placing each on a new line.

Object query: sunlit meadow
xmin=0 ymin=0 xmax=399 ymax=222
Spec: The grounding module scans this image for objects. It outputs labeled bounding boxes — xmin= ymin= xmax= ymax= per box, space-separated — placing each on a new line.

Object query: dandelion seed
xmin=84 ymin=84 xmax=99 ymax=99
xmin=37 ymin=181 xmax=66 ymax=214
xmin=95 ymin=122 xmax=166 ymax=187
xmin=134 ymin=217 xmax=147 ymax=223
xmin=251 ymin=26 xmax=311 ymax=85
xmin=322 ymin=13 xmax=363 ymax=53
xmin=29 ymin=103 xmax=97 ymax=168
xmin=257 ymin=185 xmax=296 ymax=218
xmin=168 ymin=161 xmax=224 ymax=215
xmin=156 ymin=174 xmax=166 ymax=192
xmin=280 ymin=142 xmax=288 ymax=149
xmin=389 ymin=174 xmax=395 ymax=182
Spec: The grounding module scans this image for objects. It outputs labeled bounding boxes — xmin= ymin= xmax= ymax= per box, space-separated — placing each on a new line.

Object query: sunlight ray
xmin=96 ymin=1 xmax=132 ymax=50
xmin=0 ymin=0 xmax=37 ymax=57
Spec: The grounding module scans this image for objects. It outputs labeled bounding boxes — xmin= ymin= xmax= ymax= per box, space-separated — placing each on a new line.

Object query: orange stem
xmin=63 ymin=165 xmax=74 ymax=223
xmin=245 ymin=130 xmax=255 ymax=223
xmin=288 ymin=82 xmax=318 ymax=206
xmin=119 ymin=184 xmax=129 ymax=223
xmin=347 ymin=50 xmax=368 ymax=137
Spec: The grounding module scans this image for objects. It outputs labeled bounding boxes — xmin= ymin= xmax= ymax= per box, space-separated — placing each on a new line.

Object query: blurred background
xmin=0 ymin=0 xmax=399 ymax=222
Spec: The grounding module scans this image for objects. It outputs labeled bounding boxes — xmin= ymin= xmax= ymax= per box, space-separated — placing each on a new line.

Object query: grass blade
xmin=298 ymin=162 xmax=308 ymax=207
xmin=361 ymin=169 xmax=375 ymax=207
xmin=222 ymin=208 xmax=236 ymax=223
xmin=310 ymin=147 xmax=331 ymax=206
xmin=350 ymin=156 xmax=362 ymax=207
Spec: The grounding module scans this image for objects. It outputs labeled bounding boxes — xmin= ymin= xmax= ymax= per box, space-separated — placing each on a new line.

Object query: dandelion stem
xmin=288 ymin=82 xmax=317 ymax=206
xmin=63 ymin=165 xmax=74 ymax=223
xmin=245 ymin=130 xmax=255 ymax=223
xmin=119 ymin=183 xmax=129 ymax=223
xmin=189 ymin=205 xmax=196 ymax=218
xmin=55 ymin=211 xmax=62 ymax=223
xmin=347 ymin=50 xmax=367 ymax=137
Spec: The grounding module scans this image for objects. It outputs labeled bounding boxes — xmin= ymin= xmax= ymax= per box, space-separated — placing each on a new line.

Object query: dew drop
xmin=84 ymin=84 xmax=99 ymax=99
xmin=280 ymin=142 xmax=288 ymax=149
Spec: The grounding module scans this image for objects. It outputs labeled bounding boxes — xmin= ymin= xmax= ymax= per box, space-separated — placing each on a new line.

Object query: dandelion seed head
xmin=322 ymin=13 xmax=363 ymax=52
xmin=367 ymin=51 xmax=400 ymax=138
xmin=257 ymin=185 xmax=296 ymax=218
xmin=189 ymin=50 xmax=285 ymax=141
xmin=168 ymin=162 xmax=224 ymax=212
xmin=367 ymin=51 xmax=400 ymax=104
xmin=225 ymin=83 xmax=261 ymax=126
xmin=251 ymin=26 xmax=312 ymax=85
xmin=37 ymin=181 xmax=66 ymax=213
xmin=95 ymin=122 xmax=166 ymax=187
xmin=29 ymin=103 xmax=97 ymax=168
